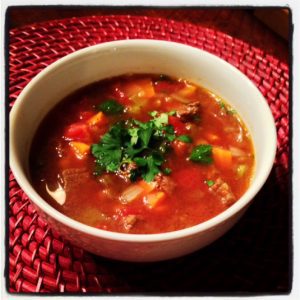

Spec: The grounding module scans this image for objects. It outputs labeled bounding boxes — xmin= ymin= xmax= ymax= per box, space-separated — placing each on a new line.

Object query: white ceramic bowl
xmin=10 ymin=40 xmax=277 ymax=262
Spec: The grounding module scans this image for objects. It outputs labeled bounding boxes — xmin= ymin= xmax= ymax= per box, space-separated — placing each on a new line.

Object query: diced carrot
xmin=138 ymin=180 xmax=156 ymax=194
xmin=172 ymin=140 xmax=189 ymax=156
xmin=123 ymin=79 xmax=155 ymax=99
xmin=87 ymin=111 xmax=108 ymax=127
xmin=64 ymin=122 xmax=92 ymax=142
xmin=177 ymin=84 xmax=197 ymax=97
xmin=204 ymin=132 xmax=220 ymax=143
xmin=143 ymin=191 xmax=166 ymax=209
xmin=212 ymin=147 xmax=233 ymax=170
xmin=69 ymin=141 xmax=90 ymax=159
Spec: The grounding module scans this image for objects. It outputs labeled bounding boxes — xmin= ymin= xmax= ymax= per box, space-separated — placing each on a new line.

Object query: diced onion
xmin=119 ymin=185 xmax=144 ymax=204
xmin=229 ymin=146 xmax=247 ymax=157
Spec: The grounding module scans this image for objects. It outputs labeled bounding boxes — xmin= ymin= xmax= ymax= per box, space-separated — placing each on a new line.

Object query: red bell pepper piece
xmin=64 ymin=122 xmax=92 ymax=142
xmin=168 ymin=116 xmax=188 ymax=135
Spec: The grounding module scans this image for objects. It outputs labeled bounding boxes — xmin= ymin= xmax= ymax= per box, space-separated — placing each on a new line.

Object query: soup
xmin=30 ymin=74 xmax=254 ymax=234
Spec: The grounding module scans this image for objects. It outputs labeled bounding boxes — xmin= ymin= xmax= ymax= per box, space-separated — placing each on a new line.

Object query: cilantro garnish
xmin=91 ymin=112 xmax=176 ymax=182
xmin=163 ymin=168 xmax=172 ymax=175
xmin=189 ymin=144 xmax=213 ymax=164
xmin=219 ymin=101 xmax=236 ymax=115
xmin=177 ymin=135 xmax=192 ymax=143
xmin=205 ymin=179 xmax=215 ymax=187
xmin=97 ymin=99 xmax=124 ymax=115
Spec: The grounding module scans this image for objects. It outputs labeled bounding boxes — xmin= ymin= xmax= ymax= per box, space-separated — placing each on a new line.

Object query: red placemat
xmin=8 ymin=15 xmax=290 ymax=294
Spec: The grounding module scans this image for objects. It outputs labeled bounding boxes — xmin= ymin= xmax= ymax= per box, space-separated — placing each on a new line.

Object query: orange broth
xmin=29 ymin=74 xmax=254 ymax=234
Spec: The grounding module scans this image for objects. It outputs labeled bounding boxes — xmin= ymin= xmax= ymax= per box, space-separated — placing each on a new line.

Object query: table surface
xmin=7 ymin=7 xmax=291 ymax=294
xmin=7 ymin=6 xmax=289 ymax=61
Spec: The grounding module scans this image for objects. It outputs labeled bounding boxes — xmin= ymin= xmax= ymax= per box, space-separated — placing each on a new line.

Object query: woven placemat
xmin=8 ymin=15 xmax=290 ymax=294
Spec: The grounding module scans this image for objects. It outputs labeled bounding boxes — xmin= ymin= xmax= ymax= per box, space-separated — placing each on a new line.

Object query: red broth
xmin=29 ymin=74 xmax=254 ymax=234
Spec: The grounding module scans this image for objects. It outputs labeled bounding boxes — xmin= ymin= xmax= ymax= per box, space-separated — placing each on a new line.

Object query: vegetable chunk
xmin=69 ymin=141 xmax=90 ymax=159
xmin=212 ymin=147 xmax=233 ymax=170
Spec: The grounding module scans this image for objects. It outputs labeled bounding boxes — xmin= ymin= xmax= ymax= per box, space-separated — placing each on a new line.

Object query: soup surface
xmin=30 ymin=74 xmax=254 ymax=234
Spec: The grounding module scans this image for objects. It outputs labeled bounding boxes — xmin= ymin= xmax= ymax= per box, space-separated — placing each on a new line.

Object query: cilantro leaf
xmin=163 ymin=168 xmax=172 ymax=175
xmin=177 ymin=135 xmax=192 ymax=143
xmin=153 ymin=113 xmax=168 ymax=128
xmin=190 ymin=144 xmax=213 ymax=164
xmin=91 ymin=122 xmax=124 ymax=172
xmin=149 ymin=111 xmax=158 ymax=117
xmin=139 ymin=124 xmax=153 ymax=147
xmin=141 ymin=154 xmax=161 ymax=182
xmin=97 ymin=99 xmax=124 ymax=115
xmin=205 ymin=179 xmax=215 ymax=187
xmin=168 ymin=110 xmax=177 ymax=116
xmin=128 ymin=128 xmax=139 ymax=145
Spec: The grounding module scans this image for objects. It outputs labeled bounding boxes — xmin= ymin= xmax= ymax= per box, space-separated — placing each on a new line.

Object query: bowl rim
xmin=9 ymin=39 xmax=277 ymax=243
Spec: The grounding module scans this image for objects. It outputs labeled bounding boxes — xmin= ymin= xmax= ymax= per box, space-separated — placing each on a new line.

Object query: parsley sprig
xmin=91 ymin=113 xmax=176 ymax=182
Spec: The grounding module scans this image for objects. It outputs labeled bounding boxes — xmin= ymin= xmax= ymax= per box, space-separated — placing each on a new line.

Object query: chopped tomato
xmin=172 ymin=166 xmax=206 ymax=190
xmin=78 ymin=111 xmax=95 ymax=121
xmin=154 ymin=80 xmax=185 ymax=94
xmin=64 ymin=122 xmax=92 ymax=142
xmin=169 ymin=116 xmax=188 ymax=135
xmin=172 ymin=140 xmax=190 ymax=156
xmin=112 ymin=84 xmax=131 ymax=106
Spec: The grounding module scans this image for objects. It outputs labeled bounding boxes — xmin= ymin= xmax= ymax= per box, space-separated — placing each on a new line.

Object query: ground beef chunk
xmin=176 ymin=101 xmax=201 ymax=122
xmin=208 ymin=177 xmax=236 ymax=207
xmin=154 ymin=174 xmax=175 ymax=194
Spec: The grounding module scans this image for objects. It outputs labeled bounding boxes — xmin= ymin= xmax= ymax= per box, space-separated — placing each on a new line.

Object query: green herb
xmin=177 ymin=135 xmax=192 ymax=143
xmin=163 ymin=168 xmax=172 ymax=175
xmin=91 ymin=113 xmax=176 ymax=182
xmin=91 ymin=122 xmax=124 ymax=172
xmin=219 ymin=101 xmax=236 ymax=115
xmin=153 ymin=113 xmax=168 ymax=128
xmin=205 ymin=179 xmax=215 ymax=187
xmin=219 ymin=101 xmax=226 ymax=110
xmin=189 ymin=144 xmax=213 ymax=164
xmin=168 ymin=110 xmax=177 ymax=116
xmin=97 ymin=99 xmax=124 ymax=115
xmin=149 ymin=111 xmax=158 ymax=117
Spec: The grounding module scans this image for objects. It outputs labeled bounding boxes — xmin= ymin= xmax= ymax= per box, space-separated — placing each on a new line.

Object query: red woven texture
xmin=8 ymin=15 xmax=290 ymax=293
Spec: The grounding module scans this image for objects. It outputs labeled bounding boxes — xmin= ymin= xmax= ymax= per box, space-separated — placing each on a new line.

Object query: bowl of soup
xmin=10 ymin=40 xmax=276 ymax=262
